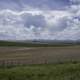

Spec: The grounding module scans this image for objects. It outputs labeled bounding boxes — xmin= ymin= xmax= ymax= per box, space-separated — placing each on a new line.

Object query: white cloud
xmin=0 ymin=5 xmax=80 ymax=40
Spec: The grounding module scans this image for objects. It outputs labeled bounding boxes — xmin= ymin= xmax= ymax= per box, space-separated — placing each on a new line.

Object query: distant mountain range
xmin=1 ymin=39 xmax=80 ymax=44
xmin=7 ymin=39 xmax=80 ymax=45
xmin=0 ymin=39 xmax=80 ymax=47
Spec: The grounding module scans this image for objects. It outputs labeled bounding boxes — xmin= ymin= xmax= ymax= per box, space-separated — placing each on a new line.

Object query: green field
xmin=0 ymin=63 xmax=80 ymax=80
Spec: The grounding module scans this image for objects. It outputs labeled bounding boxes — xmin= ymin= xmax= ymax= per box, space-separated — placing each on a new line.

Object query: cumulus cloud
xmin=0 ymin=0 xmax=80 ymax=40
xmin=55 ymin=0 xmax=80 ymax=40
xmin=0 ymin=9 xmax=70 ymax=40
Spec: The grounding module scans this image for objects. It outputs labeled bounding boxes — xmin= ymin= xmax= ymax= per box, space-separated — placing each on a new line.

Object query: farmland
xmin=0 ymin=41 xmax=80 ymax=80
xmin=0 ymin=46 xmax=80 ymax=65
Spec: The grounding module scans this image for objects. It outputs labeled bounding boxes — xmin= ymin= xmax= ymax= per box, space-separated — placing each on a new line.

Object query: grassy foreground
xmin=0 ymin=63 xmax=80 ymax=80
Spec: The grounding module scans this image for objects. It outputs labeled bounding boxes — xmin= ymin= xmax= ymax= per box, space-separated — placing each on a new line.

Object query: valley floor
xmin=0 ymin=46 xmax=80 ymax=64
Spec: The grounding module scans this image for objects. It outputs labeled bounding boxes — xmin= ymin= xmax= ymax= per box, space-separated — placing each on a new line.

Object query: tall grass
xmin=0 ymin=63 xmax=80 ymax=80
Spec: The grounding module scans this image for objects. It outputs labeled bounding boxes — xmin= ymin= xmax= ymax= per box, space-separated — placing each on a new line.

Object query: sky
xmin=0 ymin=0 xmax=80 ymax=40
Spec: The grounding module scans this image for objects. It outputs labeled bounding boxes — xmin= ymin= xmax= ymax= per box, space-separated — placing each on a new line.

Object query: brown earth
xmin=0 ymin=46 xmax=80 ymax=64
